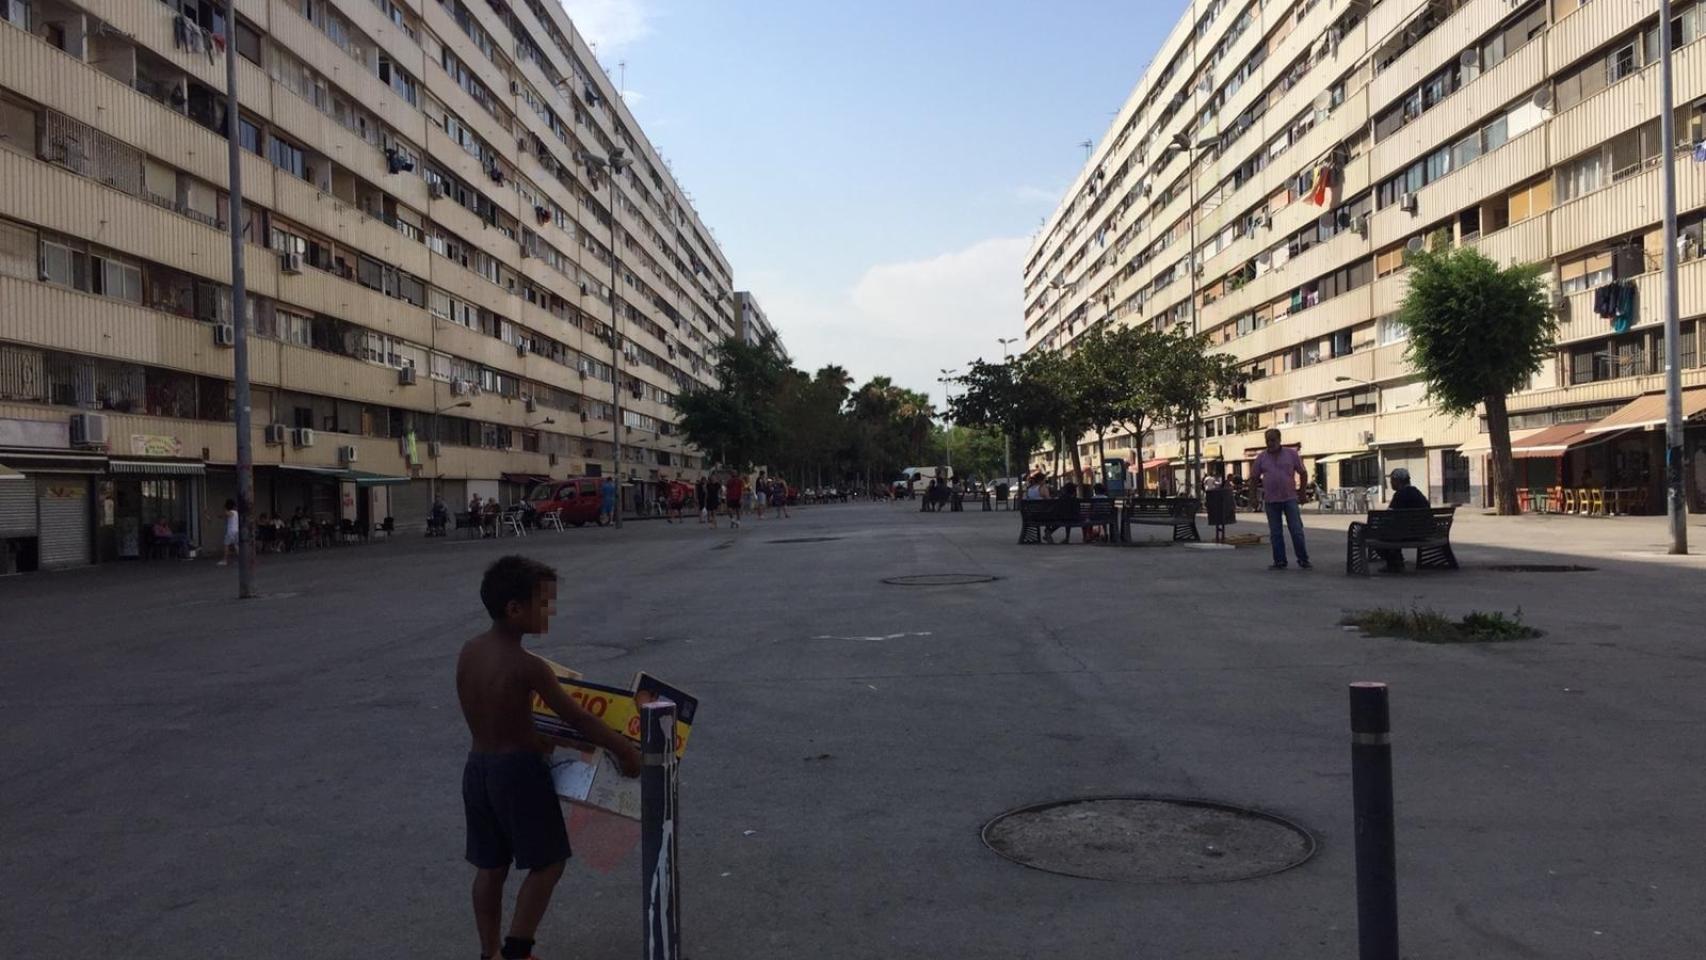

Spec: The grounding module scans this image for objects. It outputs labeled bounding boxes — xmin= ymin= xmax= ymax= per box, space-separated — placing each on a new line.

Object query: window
xmin=1609 ymin=43 xmax=1638 ymax=83
xmin=39 ymin=238 xmax=77 ymax=287
xmin=91 ymin=254 xmax=142 ymax=302
xmin=268 ymin=136 xmax=305 ymax=178
xmin=238 ymin=118 xmax=261 ymax=154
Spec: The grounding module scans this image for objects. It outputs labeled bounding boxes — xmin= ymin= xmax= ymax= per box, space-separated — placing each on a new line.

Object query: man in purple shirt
xmin=1250 ymin=428 xmax=1311 ymax=569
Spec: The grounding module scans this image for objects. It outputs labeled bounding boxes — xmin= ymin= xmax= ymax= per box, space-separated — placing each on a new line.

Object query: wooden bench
xmin=1345 ymin=507 xmax=1458 ymax=576
xmin=1018 ymin=498 xmax=1081 ymax=544
xmin=1121 ymin=496 xmax=1201 ymax=542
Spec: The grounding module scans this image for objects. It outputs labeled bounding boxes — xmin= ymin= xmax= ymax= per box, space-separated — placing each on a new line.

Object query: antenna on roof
xmin=1078 ymin=139 xmax=1094 ymax=163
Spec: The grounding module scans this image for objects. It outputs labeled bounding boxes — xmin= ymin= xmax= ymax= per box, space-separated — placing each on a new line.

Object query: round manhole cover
xmin=1484 ymin=564 xmax=1596 ymax=573
xmin=766 ymin=536 xmax=842 ymax=544
xmin=881 ymin=573 xmax=1001 ymax=586
xmin=981 ymin=797 xmax=1314 ymax=883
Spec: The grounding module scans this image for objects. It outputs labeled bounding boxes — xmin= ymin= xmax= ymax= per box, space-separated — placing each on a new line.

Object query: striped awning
xmin=1584 ymin=387 xmax=1706 ymax=434
xmin=0 ymin=448 xmax=108 ymax=474
xmin=108 ymin=459 xmax=205 ymax=476
xmin=0 ymin=463 xmax=23 ymax=482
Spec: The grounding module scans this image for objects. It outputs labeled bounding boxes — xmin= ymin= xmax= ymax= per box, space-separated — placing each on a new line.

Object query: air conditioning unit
xmin=452 ymin=379 xmax=470 ymax=396
xmin=509 ymin=80 xmax=520 ymax=94
xmin=213 ymin=323 xmax=236 ymax=347
xmin=1359 ymin=430 xmax=1376 ymax=445
xmin=293 ymin=427 xmax=316 ymax=448
xmin=70 ymin=413 xmax=108 ymax=448
xmin=516 ymin=341 xmax=530 ymax=357
xmin=260 ymin=423 xmax=286 ymax=445
xmin=1399 ymin=193 xmax=1418 ymax=215
xmin=428 ymin=440 xmax=443 ymax=459
xmin=398 ymin=366 xmax=417 ymax=386
xmin=549 ymin=453 xmax=559 ymax=467
xmin=339 ymin=444 xmax=359 ymax=464
xmin=525 ymin=396 xmax=537 ymax=413
xmin=1352 ymin=214 xmax=1369 ymax=238
xmin=280 ymin=252 xmax=303 ymax=275
xmin=429 ymin=181 xmax=447 ymax=200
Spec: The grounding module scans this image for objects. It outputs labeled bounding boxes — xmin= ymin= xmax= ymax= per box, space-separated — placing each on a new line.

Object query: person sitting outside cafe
xmin=1379 ymin=467 xmax=1430 ymax=573
xmin=150 ymin=517 xmax=190 ymax=559
xmin=428 ymin=496 xmax=449 ymax=537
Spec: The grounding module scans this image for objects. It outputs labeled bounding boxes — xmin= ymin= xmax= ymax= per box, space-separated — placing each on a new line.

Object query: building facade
xmin=733 ymin=290 xmax=781 ymax=355
xmin=0 ymin=0 xmax=737 ymax=572
xmin=1024 ymin=0 xmax=1706 ymax=512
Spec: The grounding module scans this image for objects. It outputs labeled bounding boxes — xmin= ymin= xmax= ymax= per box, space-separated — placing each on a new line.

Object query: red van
xmin=529 ymin=477 xmax=603 ymax=526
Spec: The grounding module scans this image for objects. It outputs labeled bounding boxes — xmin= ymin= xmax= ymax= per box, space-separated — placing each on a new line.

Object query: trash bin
xmin=1205 ymin=488 xmax=1237 ymax=542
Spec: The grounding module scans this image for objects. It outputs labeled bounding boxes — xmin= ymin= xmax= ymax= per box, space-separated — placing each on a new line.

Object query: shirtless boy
xmin=457 ymin=555 xmax=641 ymax=960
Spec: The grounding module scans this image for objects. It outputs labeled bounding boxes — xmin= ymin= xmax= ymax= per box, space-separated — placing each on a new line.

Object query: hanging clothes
xmin=1612 ymin=281 xmax=1638 ymax=333
xmin=1694 ymin=139 xmax=1706 ymax=163
xmin=1593 ymin=284 xmax=1617 ymax=319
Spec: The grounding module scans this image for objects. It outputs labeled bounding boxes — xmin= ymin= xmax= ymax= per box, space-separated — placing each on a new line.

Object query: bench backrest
xmin=1020 ymin=498 xmax=1078 ymax=521
xmin=1124 ymin=496 xmax=1198 ymax=519
xmin=1366 ymin=506 xmax=1454 ymax=540
xmin=1082 ymin=499 xmax=1116 ymax=522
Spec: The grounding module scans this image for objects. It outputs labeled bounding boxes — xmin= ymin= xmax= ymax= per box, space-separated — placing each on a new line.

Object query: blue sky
xmin=560 ymin=0 xmax=1183 ymax=405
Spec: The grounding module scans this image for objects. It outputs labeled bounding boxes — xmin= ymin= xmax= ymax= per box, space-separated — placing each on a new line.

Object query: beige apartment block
xmin=1024 ymin=0 xmax=1706 ymax=513
xmin=0 ymin=0 xmax=736 ymax=571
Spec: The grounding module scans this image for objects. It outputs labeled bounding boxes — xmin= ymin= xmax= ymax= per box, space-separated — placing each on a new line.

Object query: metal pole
xmin=640 ymin=700 xmax=680 ymax=960
xmin=608 ymin=168 xmax=624 ymax=529
xmin=1658 ymin=0 xmax=1690 ymax=554
xmin=224 ymin=1 xmax=255 ymax=599
xmin=1349 ymin=682 xmax=1399 ymax=960
xmin=1186 ymin=151 xmax=1202 ymax=499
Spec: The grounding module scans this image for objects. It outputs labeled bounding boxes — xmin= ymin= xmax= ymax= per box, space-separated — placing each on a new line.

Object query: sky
xmin=558 ymin=0 xmax=1184 ymax=406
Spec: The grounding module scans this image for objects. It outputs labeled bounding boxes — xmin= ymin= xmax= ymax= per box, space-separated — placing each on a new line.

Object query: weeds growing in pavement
xmin=1341 ymin=606 xmax=1542 ymax=643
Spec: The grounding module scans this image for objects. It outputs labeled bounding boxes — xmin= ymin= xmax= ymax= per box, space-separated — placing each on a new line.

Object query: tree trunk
xmin=1068 ymin=433 xmax=1084 ymax=487
xmin=1054 ymin=431 xmax=1063 ymax=480
xmin=1131 ymin=419 xmax=1147 ymax=496
xmin=1485 ymin=391 xmax=1520 ymax=516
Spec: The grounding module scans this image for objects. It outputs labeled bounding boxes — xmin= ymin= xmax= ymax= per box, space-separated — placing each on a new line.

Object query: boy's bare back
xmin=457 ymin=631 xmax=552 ymax=753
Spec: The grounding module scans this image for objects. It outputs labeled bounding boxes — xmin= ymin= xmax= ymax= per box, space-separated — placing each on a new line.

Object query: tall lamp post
xmin=938 ymin=367 xmax=958 ymax=475
xmin=1659 ymin=0 xmax=1690 ymax=554
xmin=1164 ymin=131 xmax=1220 ymax=499
xmin=430 ymin=399 xmax=473 ymax=503
xmin=222 ymin=0 xmax=254 ymax=598
xmin=998 ymin=336 xmax=1019 ymax=480
xmin=582 ymin=147 xmax=634 ymax=528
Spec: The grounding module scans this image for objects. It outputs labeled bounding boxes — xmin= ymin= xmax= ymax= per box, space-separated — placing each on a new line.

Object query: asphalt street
xmin=1 ymin=503 xmax=1702 ymax=958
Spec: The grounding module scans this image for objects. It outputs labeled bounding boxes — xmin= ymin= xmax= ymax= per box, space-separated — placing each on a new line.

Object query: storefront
xmin=1371 ymin=439 xmax=1425 ymax=505
xmin=98 ymin=459 xmax=205 ymax=561
xmin=1584 ymin=387 xmax=1706 ymax=514
xmin=0 ymin=447 xmax=108 ymax=573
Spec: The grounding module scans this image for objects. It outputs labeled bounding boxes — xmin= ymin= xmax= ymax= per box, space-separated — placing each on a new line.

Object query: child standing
xmin=457 ymin=556 xmax=640 ymax=960
xmin=218 ymin=499 xmax=238 ymax=566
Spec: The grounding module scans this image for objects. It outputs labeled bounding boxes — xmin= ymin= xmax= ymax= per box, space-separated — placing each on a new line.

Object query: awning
xmin=1314 ymin=452 xmax=1358 ymax=465
xmin=0 ymin=463 xmax=23 ymax=481
xmin=1584 ymin=387 xmax=1706 ymax=434
xmin=1459 ymin=428 xmax=1543 ymax=455
xmin=275 ymin=464 xmax=350 ymax=479
xmin=1141 ymin=458 xmax=1171 ymax=470
xmin=1368 ymin=436 xmax=1422 ymax=448
xmin=1511 ymin=421 xmax=1628 ymax=458
xmin=502 ymin=472 xmax=551 ymax=485
xmin=0 ymin=448 xmax=108 ymax=474
xmin=346 ymin=469 xmax=412 ymax=487
xmin=108 ymin=458 xmax=205 ymax=476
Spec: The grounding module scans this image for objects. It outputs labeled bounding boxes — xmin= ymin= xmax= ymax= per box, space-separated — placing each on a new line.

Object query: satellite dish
xmin=1314 ymin=91 xmax=1333 ymax=112
xmin=1460 ymin=48 xmax=1480 ymax=69
xmin=1405 ymin=236 xmax=1426 ymax=254
xmin=1531 ymin=87 xmax=1553 ymax=110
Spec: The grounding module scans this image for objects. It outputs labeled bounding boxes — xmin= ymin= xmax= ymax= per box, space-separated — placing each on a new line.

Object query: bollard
xmin=640 ymin=700 xmax=680 ymax=960
xmin=1349 ymin=682 xmax=1399 ymax=960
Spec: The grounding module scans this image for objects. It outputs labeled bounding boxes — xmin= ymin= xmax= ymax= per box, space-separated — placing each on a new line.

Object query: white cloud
xmin=750 ymin=237 xmax=1030 ymax=407
xmin=555 ymin=0 xmax=654 ymax=54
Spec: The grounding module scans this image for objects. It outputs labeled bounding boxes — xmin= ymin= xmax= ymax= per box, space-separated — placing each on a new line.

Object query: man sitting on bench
xmin=1380 ymin=467 xmax=1429 ymax=573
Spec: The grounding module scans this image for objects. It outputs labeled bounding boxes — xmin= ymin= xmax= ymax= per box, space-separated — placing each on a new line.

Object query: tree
xmin=1398 ymin=247 xmax=1555 ymax=515
xmin=1146 ymin=326 xmax=1245 ymax=493
xmin=672 ymin=332 xmax=790 ymax=470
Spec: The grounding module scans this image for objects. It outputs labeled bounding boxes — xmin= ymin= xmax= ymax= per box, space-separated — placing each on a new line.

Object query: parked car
xmin=528 ymin=477 xmax=604 ymax=526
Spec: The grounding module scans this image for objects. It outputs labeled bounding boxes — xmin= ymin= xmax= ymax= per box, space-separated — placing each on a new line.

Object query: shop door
xmin=37 ymin=476 xmax=91 ymax=568
xmin=1441 ymin=450 xmax=1470 ymax=505
xmin=0 ymin=479 xmax=35 ymax=536
xmin=389 ymin=479 xmax=434 ymax=532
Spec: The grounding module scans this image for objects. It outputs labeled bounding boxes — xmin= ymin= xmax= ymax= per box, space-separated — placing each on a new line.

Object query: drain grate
xmin=881 ymin=573 xmax=1001 ymax=586
xmin=1485 ymin=564 xmax=1597 ymax=573
xmin=767 ymin=536 xmax=842 ymax=544
xmin=981 ymin=796 xmax=1315 ymax=884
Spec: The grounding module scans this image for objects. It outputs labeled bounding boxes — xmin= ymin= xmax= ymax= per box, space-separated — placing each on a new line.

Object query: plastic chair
xmin=502 ymin=510 xmax=527 ymax=537
xmin=1561 ymin=488 xmax=1576 ymax=514
xmin=1589 ymin=488 xmax=1605 ymax=516
xmin=541 ymin=510 xmax=564 ymax=531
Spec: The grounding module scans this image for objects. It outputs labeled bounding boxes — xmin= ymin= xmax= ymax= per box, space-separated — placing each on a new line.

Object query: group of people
xmin=685 ymin=472 xmax=790 ymax=528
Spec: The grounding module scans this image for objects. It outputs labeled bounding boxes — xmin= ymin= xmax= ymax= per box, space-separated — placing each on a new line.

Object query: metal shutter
xmin=388 ymin=479 xmax=434 ymax=533
xmin=0 ymin=479 xmax=34 ymax=535
xmin=36 ymin=476 xmax=90 ymax=568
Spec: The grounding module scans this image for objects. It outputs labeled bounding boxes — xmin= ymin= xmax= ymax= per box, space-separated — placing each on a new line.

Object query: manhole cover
xmin=767 ymin=536 xmax=842 ymax=544
xmin=881 ymin=573 xmax=1001 ymax=586
xmin=981 ymin=797 xmax=1314 ymax=883
xmin=1485 ymin=564 xmax=1596 ymax=573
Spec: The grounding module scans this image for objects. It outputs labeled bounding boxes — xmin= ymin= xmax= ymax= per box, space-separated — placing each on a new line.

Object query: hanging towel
xmin=1308 ymin=164 xmax=1331 ymax=206
xmin=1612 ymin=281 xmax=1637 ymax=333
xmin=1592 ymin=284 xmax=1616 ymax=319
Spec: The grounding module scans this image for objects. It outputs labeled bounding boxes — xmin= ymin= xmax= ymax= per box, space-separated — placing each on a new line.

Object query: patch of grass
xmin=1341 ymin=606 xmax=1542 ymax=644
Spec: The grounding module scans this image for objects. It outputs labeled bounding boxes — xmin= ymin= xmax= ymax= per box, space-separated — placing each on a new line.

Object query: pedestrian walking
xmin=725 ymin=472 xmax=745 ymax=528
xmin=598 ymin=476 xmax=617 ymax=527
xmin=218 ymin=498 xmax=238 ymax=566
xmin=773 ymin=479 xmax=791 ymax=519
xmin=695 ymin=477 xmax=709 ymax=524
xmin=1251 ymin=428 xmax=1311 ymax=569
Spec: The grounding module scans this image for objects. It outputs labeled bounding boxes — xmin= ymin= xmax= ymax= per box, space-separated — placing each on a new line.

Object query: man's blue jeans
xmin=1264 ymin=498 xmax=1309 ymax=565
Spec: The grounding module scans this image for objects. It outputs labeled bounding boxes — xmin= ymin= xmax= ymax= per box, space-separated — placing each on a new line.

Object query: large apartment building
xmin=0 ymin=0 xmax=738 ymax=572
xmin=1025 ymin=0 xmax=1706 ymax=511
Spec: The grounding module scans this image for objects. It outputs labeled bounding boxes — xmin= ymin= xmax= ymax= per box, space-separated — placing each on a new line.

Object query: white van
xmin=893 ymin=466 xmax=954 ymax=496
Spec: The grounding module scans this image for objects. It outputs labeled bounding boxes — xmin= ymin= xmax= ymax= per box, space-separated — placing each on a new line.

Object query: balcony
xmin=1370 ymin=37 xmax=1545 ymax=185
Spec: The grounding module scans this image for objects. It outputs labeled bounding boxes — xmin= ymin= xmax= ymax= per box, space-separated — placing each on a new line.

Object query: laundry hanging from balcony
xmin=1592 ymin=281 xmax=1638 ymax=333
xmin=1304 ymin=159 xmax=1339 ymax=207
xmin=171 ymin=14 xmax=224 ymax=64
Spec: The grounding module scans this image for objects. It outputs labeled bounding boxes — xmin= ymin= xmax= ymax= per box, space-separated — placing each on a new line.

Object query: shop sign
xmin=130 ymin=434 xmax=184 ymax=457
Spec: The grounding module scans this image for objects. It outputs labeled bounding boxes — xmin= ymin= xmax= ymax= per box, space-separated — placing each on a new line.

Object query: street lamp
xmin=583 ymin=147 xmax=634 ymax=527
xmin=998 ymin=337 xmax=1019 ymax=480
xmin=938 ymin=367 xmax=958 ymax=475
xmin=429 ymin=399 xmax=473 ymax=503
xmin=1162 ymin=131 xmax=1221 ymax=499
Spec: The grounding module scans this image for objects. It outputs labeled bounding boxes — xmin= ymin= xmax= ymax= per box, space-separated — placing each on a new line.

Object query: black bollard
xmin=1349 ymin=681 xmax=1398 ymax=960
xmin=640 ymin=700 xmax=680 ymax=960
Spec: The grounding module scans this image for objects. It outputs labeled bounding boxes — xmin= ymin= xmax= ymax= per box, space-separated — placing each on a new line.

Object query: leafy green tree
xmin=1398 ymin=247 xmax=1555 ymax=515
xmin=1145 ymin=326 xmax=1245 ymax=493
xmin=672 ymin=333 xmax=790 ymax=470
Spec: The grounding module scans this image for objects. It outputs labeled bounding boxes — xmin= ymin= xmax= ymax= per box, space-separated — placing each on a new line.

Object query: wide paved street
xmin=3 ymin=503 xmax=1703 ymax=958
